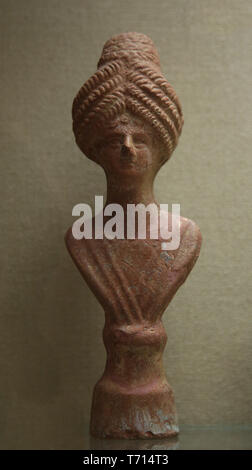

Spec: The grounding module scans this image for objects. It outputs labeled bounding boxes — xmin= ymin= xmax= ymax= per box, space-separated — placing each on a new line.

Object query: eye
xmin=108 ymin=138 xmax=122 ymax=148
xmin=133 ymin=136 xmax=148 ymax=146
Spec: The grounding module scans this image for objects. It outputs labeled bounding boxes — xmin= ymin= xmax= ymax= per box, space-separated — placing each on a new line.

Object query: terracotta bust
xmin=65 ymin=32 xmax=202 ymax=439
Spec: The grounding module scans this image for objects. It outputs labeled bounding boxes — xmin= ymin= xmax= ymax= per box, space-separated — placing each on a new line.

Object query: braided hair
xmin=72 ymin=32 xmax=184 ymax=162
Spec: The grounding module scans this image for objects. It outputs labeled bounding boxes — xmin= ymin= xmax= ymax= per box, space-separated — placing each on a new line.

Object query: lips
xmin=120 ymin=155 xmax=136 ymax=165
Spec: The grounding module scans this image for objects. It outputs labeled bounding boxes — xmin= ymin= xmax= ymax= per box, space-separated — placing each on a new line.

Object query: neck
xmin=105 ymin=174 xmax=157 ymax=210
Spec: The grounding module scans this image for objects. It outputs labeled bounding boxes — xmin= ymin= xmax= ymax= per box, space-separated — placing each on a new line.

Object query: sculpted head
xmin=72 ymin=32 xmax=184 ymax=178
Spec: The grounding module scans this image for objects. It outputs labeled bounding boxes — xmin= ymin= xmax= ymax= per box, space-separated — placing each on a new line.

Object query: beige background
xmin=1 ymin=0 xmax=252 ymax=449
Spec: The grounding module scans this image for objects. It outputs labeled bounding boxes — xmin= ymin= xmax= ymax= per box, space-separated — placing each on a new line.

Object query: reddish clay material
xmin=66 ymin=32 xmax=202 ymax=439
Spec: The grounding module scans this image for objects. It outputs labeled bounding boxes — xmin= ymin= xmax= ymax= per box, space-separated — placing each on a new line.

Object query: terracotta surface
xmin=66 ymin=32 xmax=202 ymax=439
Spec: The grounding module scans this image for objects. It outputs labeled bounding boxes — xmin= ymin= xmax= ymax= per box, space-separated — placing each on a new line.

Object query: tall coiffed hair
xmin=72 ymin=32 xmax=184 ymax=162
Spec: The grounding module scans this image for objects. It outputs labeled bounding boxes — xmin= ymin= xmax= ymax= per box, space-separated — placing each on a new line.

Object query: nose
xmin=121 ymin=135 xmax=135 ymax=157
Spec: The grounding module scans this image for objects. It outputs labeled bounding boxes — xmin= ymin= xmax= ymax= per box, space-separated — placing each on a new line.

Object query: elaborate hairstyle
xmin=72 ymin=32 xmax=184 ymax=162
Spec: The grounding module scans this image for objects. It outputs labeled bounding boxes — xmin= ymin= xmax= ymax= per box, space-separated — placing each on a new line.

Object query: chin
xmin=118 ymin=167 xmax=148 ymax=178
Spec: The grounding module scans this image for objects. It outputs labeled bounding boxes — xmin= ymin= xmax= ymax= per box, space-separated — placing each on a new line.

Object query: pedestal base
xmin=90 ymin=378 xmax=179 ymax=439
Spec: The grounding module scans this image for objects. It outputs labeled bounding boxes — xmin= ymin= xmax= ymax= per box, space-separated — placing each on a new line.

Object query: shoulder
xmin=65 ymin=222 xmax=94 ymax=248
xmin=64 ymin=224 xmax=98 ymax=283
xmin=64 ymin=225 xmax=90 ymax=262
xmin=172 ymin=216 xmax=202 ymax=272
xmin=65 ymin=221 xmax=103 ymax=265
xmin=180 ymin=216 xmax=202 ymax=249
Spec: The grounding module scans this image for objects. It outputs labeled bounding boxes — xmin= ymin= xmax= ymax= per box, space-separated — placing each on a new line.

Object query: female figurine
xmin=66 ymin=32 xmax=202 ymax=439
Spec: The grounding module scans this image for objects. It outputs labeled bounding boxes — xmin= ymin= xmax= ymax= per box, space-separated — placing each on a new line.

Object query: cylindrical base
xmin=90 ymin=322 xmax=178 ymax=439
xmin=90 ymin=378 xmax=178 ymax=439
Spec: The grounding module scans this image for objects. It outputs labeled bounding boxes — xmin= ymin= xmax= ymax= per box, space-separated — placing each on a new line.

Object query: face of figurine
xmin=91 ymin=113 xmax=163 ymax=179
